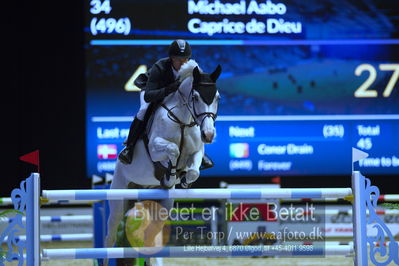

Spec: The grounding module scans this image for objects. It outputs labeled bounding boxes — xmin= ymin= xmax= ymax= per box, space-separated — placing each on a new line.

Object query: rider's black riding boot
xmin=200 ymin=153 xmax=214 ymax=170
xmin=118 ymin=117 xmax=145 ymax=165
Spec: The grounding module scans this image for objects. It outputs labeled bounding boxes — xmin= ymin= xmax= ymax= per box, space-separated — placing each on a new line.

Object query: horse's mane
xmin=178 ymin=59 xmax=202 ymax=82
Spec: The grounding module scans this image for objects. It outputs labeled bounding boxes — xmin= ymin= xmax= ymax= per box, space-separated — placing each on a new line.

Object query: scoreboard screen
xmin=85 ymin=0 xmax=399 ymax=178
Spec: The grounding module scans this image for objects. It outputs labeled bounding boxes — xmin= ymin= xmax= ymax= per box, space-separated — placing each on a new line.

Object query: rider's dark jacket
xmin=139 ymin=57 xmax=177 ymax=103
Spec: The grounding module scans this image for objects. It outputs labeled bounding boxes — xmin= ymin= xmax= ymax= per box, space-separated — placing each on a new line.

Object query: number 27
xmin=354 ymin=64 xmax=399 ymax=98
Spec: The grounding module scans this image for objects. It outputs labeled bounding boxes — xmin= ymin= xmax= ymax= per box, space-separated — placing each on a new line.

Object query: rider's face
xmin=171 ymin=56 xmax=189 ymax=71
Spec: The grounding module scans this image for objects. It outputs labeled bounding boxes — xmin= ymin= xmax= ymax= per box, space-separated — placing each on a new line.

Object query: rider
xmin=118 ymin=39 xmax=214 ymax=170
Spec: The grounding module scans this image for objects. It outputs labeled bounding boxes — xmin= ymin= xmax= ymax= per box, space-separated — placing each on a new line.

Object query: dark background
xmin=7 ymin=0 xmax=89 ymax=194
xmin=5 ymin=0 xmax=397 ymax=197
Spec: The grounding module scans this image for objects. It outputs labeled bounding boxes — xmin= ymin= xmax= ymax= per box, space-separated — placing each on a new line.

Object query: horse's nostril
xmin=202 ymin=131 xmax=214 ymax=143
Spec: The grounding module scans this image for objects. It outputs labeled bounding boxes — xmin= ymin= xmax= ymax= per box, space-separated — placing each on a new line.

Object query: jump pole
xmin=42 ymin=188 xmax=352 ymax=200
xmin=42 ymin=245 xmax=354 ymax=260
xmin=0 ymin=215 xmax=93 ymax=224
xmin=3 ymin=166 xmax=399 ymax=265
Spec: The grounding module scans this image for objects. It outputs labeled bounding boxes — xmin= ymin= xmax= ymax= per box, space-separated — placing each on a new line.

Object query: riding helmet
xmin=168 ymin=39 xmax=192 ymax=58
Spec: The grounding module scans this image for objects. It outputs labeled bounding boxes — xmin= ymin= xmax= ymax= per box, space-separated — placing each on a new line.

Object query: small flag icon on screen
xmin=97 ymin=144 xmax=117 ymax=159
xmin=229 ymin=143 xmax=249 ymax=158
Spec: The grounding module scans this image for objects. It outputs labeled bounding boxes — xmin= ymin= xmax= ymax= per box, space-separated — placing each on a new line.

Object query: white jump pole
xmin=42 ymin=245 xmax=354 ymax=260
xmin=280 ymin=194 xmax=399 ymax=203
xmin=42 ymin=188 xmax=352 ymax=200
xmin=0 ymin=215 xmax=93 ymax=224
xmin=280 ymin=209 xmax=399 ymax=216
xmin=2 ymin=233 xmax=93 ymax=242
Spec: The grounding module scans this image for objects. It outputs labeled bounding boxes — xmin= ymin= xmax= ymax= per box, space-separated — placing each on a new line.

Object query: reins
xmin=191 ymin=82 xmax=218 ymax=128
xmin=159 ymin=80 xmax=218 ymax=171
xmin=160 ymin=103 xmax=197 ymax=170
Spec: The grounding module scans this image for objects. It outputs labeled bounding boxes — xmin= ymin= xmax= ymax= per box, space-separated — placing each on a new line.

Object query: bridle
xmin=161 ymin=83 xmax=217 ymax=168
xmin=162 ymin=82 xmax=218 ymax=129
xmin=159 ymin=82 xmax=218 ymax=170
xmin=190 ymin=82 xmax=218 ymax=128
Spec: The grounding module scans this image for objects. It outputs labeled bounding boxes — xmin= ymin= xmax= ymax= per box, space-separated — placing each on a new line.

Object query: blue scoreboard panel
xmin=85 ymin=0 xmax=399 ymax=178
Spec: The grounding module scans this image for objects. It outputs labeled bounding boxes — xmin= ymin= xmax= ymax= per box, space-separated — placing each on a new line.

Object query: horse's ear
xmin=193 ymin=66 xmax=201 ymax=83
xmin=210 ymin=64 xmax=222 ymax=82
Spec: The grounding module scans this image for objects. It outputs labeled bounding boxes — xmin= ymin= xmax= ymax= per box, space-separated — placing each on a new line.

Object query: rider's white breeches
xmin=137 ymin=91 xmax=149 ymax=120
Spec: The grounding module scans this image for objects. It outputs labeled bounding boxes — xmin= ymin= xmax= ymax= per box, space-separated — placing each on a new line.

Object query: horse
xmin=103 ymin=60 xmax=221 ymax=265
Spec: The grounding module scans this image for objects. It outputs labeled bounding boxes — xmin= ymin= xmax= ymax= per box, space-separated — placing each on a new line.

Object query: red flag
xmin=271 ymin=176 xmax=281 ymax=184
xmin=19 ymin=150 xmax=40 ymax=172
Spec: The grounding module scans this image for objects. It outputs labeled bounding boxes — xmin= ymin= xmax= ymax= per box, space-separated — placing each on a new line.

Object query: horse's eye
xmin=193 ymin=94 xmax=199 ymax=101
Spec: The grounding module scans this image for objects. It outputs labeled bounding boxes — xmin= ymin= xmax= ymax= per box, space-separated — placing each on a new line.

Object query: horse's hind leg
xmin=105 ymin=199 xmax=125 ymax=247
xmin=103 ymin=173 xmax=127 ymax=266
xmin=104 ymin=168 xmax=127 ymax=248
xmin=103 ymin=198 xmax=124 ymax=266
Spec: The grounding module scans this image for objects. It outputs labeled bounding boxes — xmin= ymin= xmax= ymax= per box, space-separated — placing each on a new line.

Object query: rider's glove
xmin=164 ymin=80 xmax=181 ymax=96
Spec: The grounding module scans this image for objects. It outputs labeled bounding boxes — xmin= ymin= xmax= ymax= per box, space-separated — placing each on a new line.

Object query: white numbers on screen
xmin=90 ymin=0 xmax=112 ymax=14
xmin=357 ymin=137 xmax=373 ymax=150
xmin=354 ymin=64 xmax=399 ymax=98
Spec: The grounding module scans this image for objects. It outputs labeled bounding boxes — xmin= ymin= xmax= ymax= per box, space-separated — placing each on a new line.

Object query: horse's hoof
xmin=181 ymin=182 xmax=191 ymax=189
xmin=160 ymin=176 xmax=174 ymax=189
xmin=180 ymin=177 xmax=192 ymax=189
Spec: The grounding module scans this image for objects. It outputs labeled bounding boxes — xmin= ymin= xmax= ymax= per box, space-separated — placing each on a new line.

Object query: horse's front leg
xmin=181 ymin=149 xmax=203 ymax=188
xmin=149 ymin=136 xmax=180 ymax=188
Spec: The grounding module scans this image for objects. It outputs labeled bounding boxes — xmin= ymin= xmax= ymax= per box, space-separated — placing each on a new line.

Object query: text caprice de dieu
xmin=187 ymin=0 xmax=302 ymax=36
